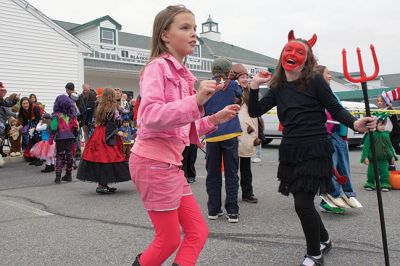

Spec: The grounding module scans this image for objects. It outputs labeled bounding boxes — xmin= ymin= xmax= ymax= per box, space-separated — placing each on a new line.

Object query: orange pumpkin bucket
xmin=389 ymin=171 xmax=400 ymax=190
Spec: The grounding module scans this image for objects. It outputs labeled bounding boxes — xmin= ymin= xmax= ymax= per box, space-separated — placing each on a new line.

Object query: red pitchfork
xmin=342 ymin=45 xmax=390 ymax=266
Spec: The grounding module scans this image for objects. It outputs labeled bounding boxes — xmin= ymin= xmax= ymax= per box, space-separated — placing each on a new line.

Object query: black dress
xmin=248 ymin=75 xmax=356 ymax=196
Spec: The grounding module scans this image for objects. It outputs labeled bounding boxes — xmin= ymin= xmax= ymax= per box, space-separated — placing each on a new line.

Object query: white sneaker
xmin=0 ymin=154 xmax=4 ymax=168
xmin=10 ymin=152 xmax=16 ymax=157
xmin=15 ymin=152 xmax=21 ymax=156
xmin=342 ymin=196 xmax=363 ymax=208
xmin=251 ymin=158 xmax=261 ymax=163
xmin=327 ymin=195 xmax=349 ymax=208
xmin=208 ymin=211 xmax=224 ymax=220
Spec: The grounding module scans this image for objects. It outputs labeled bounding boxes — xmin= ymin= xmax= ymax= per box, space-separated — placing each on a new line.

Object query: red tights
xmin=139 ymin=195 xmax=208 ymax=266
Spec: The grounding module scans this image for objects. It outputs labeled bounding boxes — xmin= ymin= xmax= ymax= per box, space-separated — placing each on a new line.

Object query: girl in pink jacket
xmin=129 ymin=5 xmax=240 ymax=266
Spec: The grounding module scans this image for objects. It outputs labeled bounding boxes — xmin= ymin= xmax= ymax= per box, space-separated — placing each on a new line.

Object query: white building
xmin=3 ymin=0 xmax=382 ymax=112
xmin=0 ymin=0 xmax=91 ymax=112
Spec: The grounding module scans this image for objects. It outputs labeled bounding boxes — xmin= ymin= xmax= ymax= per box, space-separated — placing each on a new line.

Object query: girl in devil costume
xmin=248 ymin=31 xmax=376 ymax=266
xmin=77 ymin=87 xmax=130 ymax=194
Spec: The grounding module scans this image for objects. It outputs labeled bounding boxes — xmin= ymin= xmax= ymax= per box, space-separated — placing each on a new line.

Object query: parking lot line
xmin=1 ymin=200 xmax=54 ymax=216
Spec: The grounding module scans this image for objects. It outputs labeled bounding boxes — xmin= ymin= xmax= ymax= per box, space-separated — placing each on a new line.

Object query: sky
xmin=28 ymin=0 xmax=400 ymax=75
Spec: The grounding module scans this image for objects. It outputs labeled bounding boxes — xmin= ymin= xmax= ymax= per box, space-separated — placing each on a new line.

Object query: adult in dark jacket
xmin=76 ymin=83 xmax=96 ymax=143
xmin=0 ymin=82 xmax=19 ymax=157
xmin=18 ymin=97 xmax=42 ymax=164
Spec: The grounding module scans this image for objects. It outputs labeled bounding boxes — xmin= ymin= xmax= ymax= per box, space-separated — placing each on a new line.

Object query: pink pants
xmin=139 ymin=194 xmax=209 ymax=266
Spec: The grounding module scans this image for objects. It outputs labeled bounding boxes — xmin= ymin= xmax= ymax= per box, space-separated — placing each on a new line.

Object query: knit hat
xmin=211 ymin=57 xmax=232 ymax=76
xmin=381 ymin=87 xmax=400 ymax=105
xmin=65 ymin=82 xmax=75 ymax=91
xmin=0 ymin=82 xmax=6 ymax=92
xmin=229 ymin=64 xmax=248 ymax=80
xmin=96 ymin=87 xmax=104 ymax=98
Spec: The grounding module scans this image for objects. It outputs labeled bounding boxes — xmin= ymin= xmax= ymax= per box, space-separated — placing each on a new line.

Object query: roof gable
xmin=69 ymin=15 xmax=122 ymax=34
xmin=200 ymin=37 xmax=278 ymax=67
xmin=11 ymin=0 xmax=91 ymax=53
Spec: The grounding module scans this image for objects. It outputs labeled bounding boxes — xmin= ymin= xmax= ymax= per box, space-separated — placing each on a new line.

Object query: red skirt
xmin=82 ymin=125 xmax=125 ymax=163
xmin=30 ymin=140 xmax=56 ymax=160
xmin=77 ymin=125 xmax=130 ymax=183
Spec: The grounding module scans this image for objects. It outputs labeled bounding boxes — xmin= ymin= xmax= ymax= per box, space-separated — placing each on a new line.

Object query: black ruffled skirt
xmin=77 ymin=161 xmax=131 ymax=184
xmin=277 ymin=137 xmax=333 ymax=196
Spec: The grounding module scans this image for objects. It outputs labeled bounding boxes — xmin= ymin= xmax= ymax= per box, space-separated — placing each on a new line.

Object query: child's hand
xmin=197 ymin=80 xmax=223 ymax=106
xmin=117 ymin=131 xmax=124 ymax=137
xmin=28 ymin=128 xmax=35 ymax=137
xmin=391 ymin=157 xmax=395 ymax=164
xmin=250 ymin=70 xmax=272 ymax=90
xmin=364 ymin=158 xmax=369 ymax=165
xmin=208 ymin=104 xmax=240 ymax=125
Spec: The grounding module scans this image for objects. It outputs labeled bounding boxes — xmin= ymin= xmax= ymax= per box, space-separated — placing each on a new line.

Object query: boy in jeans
xmin=204 ymin=58 xmax=242 ymax=223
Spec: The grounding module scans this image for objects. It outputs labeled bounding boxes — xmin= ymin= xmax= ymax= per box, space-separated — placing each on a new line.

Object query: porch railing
xmin=85 ymin=43 xmax=214 ymax=73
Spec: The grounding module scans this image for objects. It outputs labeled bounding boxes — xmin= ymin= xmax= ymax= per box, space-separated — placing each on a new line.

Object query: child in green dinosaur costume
xmin=361 ymin=113 xmax=397 ymax=192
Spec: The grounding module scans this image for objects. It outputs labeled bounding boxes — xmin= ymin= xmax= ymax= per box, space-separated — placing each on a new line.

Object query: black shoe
xmin=106 ymin=186 xmax=117 ymax=192
xmin=35 ymin=160 xmax=43 ymax=166
xmin=96 ymin=186 xmax=114 ymax=194
xmin=225 ymin=213 xmax=239 ymax=223
xmin=50 ymin=165 xmax=55 ymax=171
xmin=320 ymin=239 xmax=332 ymax=255
xmin=132 ymin=253 xmax=142 ymax=266
xmin=242 ymin=195 xmax=258 ymax=204
xmin=41 ymin=165 xmax=54 ymax=173
xmin=187 ymin=177 xmax=196 ymax=183
xmin=301 ymin=255 xmax=324 ymax=266
xmin=0 ymin=152 xmax=7 ymax=157
xmin=54 ymin=175 xmax=61 ymax=184
xmin=61 ymin=172 xmax=72 ymax=182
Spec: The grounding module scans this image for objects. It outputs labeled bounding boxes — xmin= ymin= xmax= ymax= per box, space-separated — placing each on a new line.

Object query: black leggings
xmin=293 ymin=191 xmax=329 ymax=256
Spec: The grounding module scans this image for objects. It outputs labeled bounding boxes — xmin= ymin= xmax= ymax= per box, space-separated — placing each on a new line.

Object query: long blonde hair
xmin=95 ymin=88 xmax=117 ymax=124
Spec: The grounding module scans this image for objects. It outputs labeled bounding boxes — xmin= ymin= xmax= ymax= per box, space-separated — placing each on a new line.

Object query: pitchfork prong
xmin=342 ymin=45 xmax=380 ymax=83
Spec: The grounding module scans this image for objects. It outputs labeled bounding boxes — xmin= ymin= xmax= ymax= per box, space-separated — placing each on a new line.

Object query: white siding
xmin=75 ymin=26 xmax=98 ymax=45
xmin=0 ymin=0 xmax=83 ymax=112
xmin=100 ymin=20 xmax=116 ymax=29
xmin=330 ymin=80 xmax=356 ymax=92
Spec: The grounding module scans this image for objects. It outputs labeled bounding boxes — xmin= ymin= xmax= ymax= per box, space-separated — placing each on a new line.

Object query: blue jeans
xmin=255 ymin=144 xmax=262 ymax=159
xmin=206 ymin=138 xmax=239 ymax=215
xmin=330 ymin=132 xmax=356 ymax=198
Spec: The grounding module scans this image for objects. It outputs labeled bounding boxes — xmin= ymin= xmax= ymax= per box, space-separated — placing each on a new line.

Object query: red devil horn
xmin=288 ymin=30 xmax=295 ymax=41
xmin=308 ymin=34 xmax=317 ymax=48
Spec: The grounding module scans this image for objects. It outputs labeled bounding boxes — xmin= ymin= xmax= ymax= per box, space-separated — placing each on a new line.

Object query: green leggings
xmin=366 ymin=160 xmax=391 ymax=188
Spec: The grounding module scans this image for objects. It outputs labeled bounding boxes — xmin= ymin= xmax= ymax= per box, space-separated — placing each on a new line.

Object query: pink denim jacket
xmin=137 ymin=53 xmax=216 ymax=147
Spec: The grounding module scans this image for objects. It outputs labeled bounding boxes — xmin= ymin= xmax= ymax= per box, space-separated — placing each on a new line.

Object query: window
xmin=191 ymin=45 xmax=201 ymax=57
xmin=121 ymin=50 xmax=129 ymax=58
xmin=101 ymin=28 xmax=115 ymax=44
xmin=202 ymin=23 xmax=210 ymax=33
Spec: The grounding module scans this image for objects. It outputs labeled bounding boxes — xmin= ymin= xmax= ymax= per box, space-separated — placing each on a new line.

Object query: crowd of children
xmin=2 ymin=5 xmax=400 ymax=266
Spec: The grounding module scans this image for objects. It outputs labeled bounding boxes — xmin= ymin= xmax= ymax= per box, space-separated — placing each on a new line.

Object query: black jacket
xmin=76 ymin=90 xmax=96 ymax=126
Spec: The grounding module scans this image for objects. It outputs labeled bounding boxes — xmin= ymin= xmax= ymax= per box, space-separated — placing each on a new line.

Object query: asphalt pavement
xmin=1 ymin=141 xmax=399 ymax=265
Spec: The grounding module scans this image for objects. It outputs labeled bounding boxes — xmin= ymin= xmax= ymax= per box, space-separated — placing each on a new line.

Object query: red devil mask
xmin=281 ymin=30 xmax=317 ymax=72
